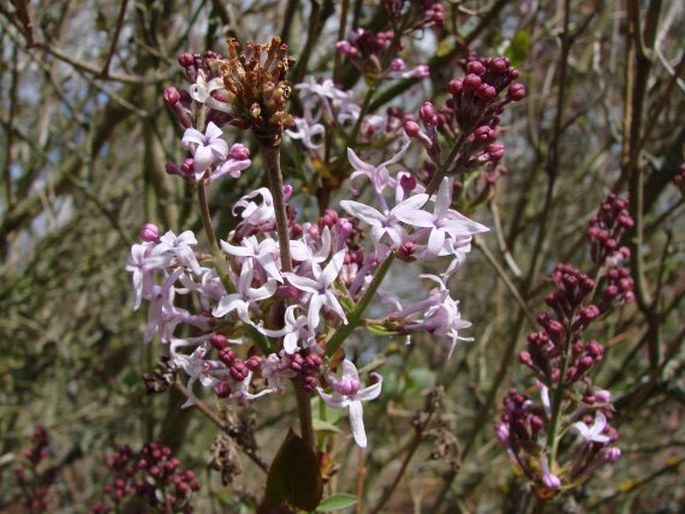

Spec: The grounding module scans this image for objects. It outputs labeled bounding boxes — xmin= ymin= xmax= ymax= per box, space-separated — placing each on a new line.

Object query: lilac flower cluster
xmin=127 ymin=40 xmax=492 ymax=449
xmin=496 ymin=195 xmax=634 ymax=498
xmin=91 ymin=442 xmax=199 ymax=514
xmin=12 ymin=426 xmax=57 ymax=514
xmin=285 ymin=77 xmax=389 ymax=153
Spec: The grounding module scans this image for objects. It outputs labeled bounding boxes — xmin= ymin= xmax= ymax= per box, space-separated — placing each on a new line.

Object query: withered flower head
xmin=220 ymin=37 xmax=296 ymax=145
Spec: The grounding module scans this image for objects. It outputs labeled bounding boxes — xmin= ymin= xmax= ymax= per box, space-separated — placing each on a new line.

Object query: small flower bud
xmin=140 ymin=223 xmax=160 ymax=242
xmin=163 ymin=87 xmax=181 ymax=106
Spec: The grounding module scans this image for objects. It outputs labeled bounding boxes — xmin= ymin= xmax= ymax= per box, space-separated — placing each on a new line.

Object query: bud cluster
xmin=12 ymin=426 xmax=57 ymax=514
xmin=495 ymin=195 xmax=635 ymax=499
xmin=587 ymin=193 xmax=634 ymax=266
xmin=404 ymin=55 xmax=525 ymax=196
xmin=382 ymin=0 xmax=445 ymax=29
xmin=91 ymin=442 xmax=199 ymax=514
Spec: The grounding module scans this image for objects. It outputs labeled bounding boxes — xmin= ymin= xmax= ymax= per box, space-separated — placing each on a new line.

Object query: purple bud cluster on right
xmin=495 ymin=194 xmax=634 ymax=500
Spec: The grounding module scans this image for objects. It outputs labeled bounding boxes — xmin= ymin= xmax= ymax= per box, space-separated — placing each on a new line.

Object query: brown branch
xmin=99 ymin=0 xmax=129 ymax=78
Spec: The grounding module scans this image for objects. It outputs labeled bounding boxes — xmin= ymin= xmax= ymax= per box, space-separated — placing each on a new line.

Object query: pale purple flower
xmin=347 ymin=141 xmax=410 ymax=198
xmin=340 ymin=193 xmax=429 ymax=249
xmin=289 ymin=226 xmax=333 ymax=273
xmin=258 ymin=305 xmax=316 ymax=354
xmin=157 ymin=230 xmax=201 ymax=275
xmin=126 ymin=242 xmax=170 ymax=310
xmin=232 ymin=187 xmax=276 ymax=229
xmin=391 ymin=275 xmax=473 ymax=358
xmin=211 ymin=144 xmax=252 ymax=181
xmin=395 ymin=177 xmax=488 ymax=258
xmin=261 ymin=352 xmax=296 ymax=392
xmin=283 ymin=250 xmax=349 ymax=330
xmin=535 ymin=379 xmax=552 ymax=415
xmin=189 ymin=70 xmax=232 ymax=113
xmin=221 ymin=235 xmax=282 ymax=283
xmin=213 ymin=261 xmax=278 ymax=325
xmin=317 ymin=360 xmax=383 ymax=448
xmin=571 ymin=411 xmax=611 ymax=444
xmin=182 ymin=122 xmax=229 ymax=177
xmin=169 ymin=337 xmax=216 ymax=407
xmin=286 ymin=117 xmax=326 ymax=151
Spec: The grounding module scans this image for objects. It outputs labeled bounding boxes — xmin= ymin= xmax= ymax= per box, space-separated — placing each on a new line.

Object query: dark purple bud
xmin=491 ymin=57 xmax=508 ymax=74
xmin=180 ymin=158 xmax=194 ymax=175
xmin=177 ymin=52 xmax=195 ymax=67
xmin=586 ymin=340 xmax=604 ymax=358
xmin=210 ymin=334 xmax=228 ymax=350
xmin=577 ymin=356 xmax=594 ymax=373
xmin=419 ymin=101 xmax=437 ymax=125
xmin=245 ymin=355 xmax=262 ymax=371
xmin=518 ymin=350 xmax=533 ymax=366
xmin=219 ymin=347 xmax=235 ymax=365
xmin=303 ymin=375 xmax=319 ymax=391
xmin=467 ymin=61 xmax=486 ymax=75
xmin=214 ymin=380 xmax=231 ymax=397
xmin=476 ymin=84 xmax=497 ymax=101
xmin=507 ymin=83 xmax=526 ymax=101
xmin=448 ymin=78 xmax=463 ymax=94
xmin=463 ymin=73 xmax=482 ymax=91
xmin=163 ymin=87 xmax=181 ymax=106
xmin=488 ymin=144 xmax=505 ymax=161
xmin=404 ymin=120 xmax=421 ymax=137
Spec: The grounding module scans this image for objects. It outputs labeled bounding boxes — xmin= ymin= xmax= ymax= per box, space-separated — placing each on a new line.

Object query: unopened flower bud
xmin=140 ymin=223 xmax=160 ymax=242
xmin=214 ymin=380 xmax=231 ymax=398
xmin=463 ymin=73 xmax=482 ymax=91
xmin=163 ymin=87 xmax=181 ymax=106
xmin=419 ymin=101 xmax=437 ymax=125
xmin=603 ymin=447 xmax=622 ymax=462
xmin=404 ymin=120 xmax=421 ymax=137
xmin=448 ymin=78 xmax=463 ymax=94
xmin=177 ymin=52 xmax=195 ymax=67
xmin=467 ymin=61 xmax=486 ymax=75
xmin=508 ymin=83 xmax=526 ymax=101
xmin=229 ymin=143 xmax=250 ymax=160
xmin=210 ymin=334 xmax=228 ymax=350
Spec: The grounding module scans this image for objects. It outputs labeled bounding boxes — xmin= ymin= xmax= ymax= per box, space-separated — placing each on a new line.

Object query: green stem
xmin=547 ymin=332 xmax=572 ymax=465
xmin=197 ymin=182 xmax=234 ymax=294
xmin=348 ymin=84 xmax=377 ymax=146
xmin=426 ymin=130 xmax=472 ymax=195
xmin=326 ymin=252 xmax=396 ymax=358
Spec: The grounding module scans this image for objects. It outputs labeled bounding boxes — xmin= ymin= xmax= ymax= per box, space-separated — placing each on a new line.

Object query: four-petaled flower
xmin=182 ymin=122 xmax=229 ymax=178
xmin=571 ymin=411 xmax=610 ymax=444
xmin=317 ymin=360 xmax=383 ymax=448
xmin=283 ymin=250 xmax=349 ymax=330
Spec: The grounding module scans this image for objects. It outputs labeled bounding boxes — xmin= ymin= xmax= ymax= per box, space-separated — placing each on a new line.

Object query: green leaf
xmin=317 ymin=493 xmax=357 ymax=512
xmin=312 ymin=418 xmax=341 ymax=434
xmin=260 ymin=430 xmax=323 ymax=512
xmin=505 ymin=30 xmax=531 ymax=67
